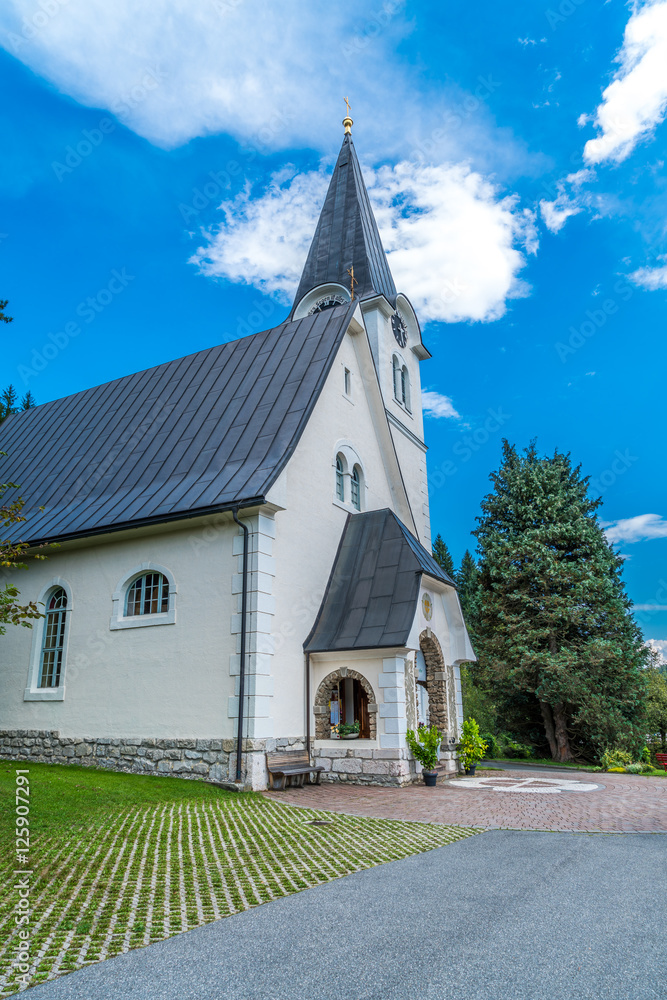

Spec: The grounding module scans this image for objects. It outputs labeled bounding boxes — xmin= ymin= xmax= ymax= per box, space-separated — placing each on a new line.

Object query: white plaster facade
xmin=0 ymin=137 xmax=476 ymax=789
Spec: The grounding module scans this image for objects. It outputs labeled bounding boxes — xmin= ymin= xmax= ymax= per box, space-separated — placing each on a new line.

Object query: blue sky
xmin=1 ymin=0 xmax=667 ymax=656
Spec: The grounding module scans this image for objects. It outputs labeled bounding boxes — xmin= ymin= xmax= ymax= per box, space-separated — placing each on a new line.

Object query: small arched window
xmin=351 ymin=466 xmax=362 ymax=511
xmin=335 ymin=455 xmax=345 ymax=502
xmin=126 ymin=573 xmax=169 ymax=617
xmin=39 ymin=588 xmax=69 ymax=688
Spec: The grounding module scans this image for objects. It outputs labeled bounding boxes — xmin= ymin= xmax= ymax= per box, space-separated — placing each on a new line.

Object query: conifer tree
xmin=456 ymin=549 xmax=480 ymax=631
xmin=473 ymin=440 xmax=648 ymax=762
xmin=432 ymin=533 xmax=455 ymax=578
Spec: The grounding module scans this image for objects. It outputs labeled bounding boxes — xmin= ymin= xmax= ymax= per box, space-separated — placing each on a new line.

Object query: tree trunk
xmin=552 ymin=702 xmax=574 ymax=761
xmin=539 ymin=701 xmax=558 ymax=759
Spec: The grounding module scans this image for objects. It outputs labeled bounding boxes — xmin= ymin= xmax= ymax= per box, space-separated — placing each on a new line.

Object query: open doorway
xmin=329 ymin=676 xmax=370 ymax=738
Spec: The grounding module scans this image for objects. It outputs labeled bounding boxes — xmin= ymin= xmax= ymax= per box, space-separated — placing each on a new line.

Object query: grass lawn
xmin=487 ymin=757 xmax=667 ymax=776
xmin=0 ymin=762 xmax=479 ymax=996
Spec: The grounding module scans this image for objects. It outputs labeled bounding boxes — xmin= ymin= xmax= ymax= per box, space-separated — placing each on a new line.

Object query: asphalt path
xmin=25 ymin=830 xmax=666 ymax=1000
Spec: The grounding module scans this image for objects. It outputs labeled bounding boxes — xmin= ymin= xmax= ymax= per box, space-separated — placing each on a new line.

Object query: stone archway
xmin=313 ymin=668 xmax=378 ymax=740
xmin=419 ymin=630 xmax=449 ymax=735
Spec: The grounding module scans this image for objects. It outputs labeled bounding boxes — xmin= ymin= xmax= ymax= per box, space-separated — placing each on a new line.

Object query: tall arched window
xmin=401 ymin=364 xmax=410 ymax=411
xmin=393 ymin=355 xmax=410 ymax=410
xmin=39 ymin=588 xmax=69 ymax=688
xmin=351 ymin=466 xmax=362 ymax=510
xmin=126 ymin=573 xmax=169 ymax=617
xmin=335 ymin=455 xmax=345 ymax=502
xmin=393 ymin=355 xmax=401 ymax=401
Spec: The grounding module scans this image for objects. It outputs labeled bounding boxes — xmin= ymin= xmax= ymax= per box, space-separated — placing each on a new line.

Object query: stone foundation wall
xmin=312 ymin=744 xmax=416 ymax=786
xmin=0 ymin=731 xmax=305 ymax=791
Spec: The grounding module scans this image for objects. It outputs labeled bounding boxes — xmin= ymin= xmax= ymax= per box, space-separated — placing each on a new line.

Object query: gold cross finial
xmin=343 ymin=96 xmax=353 ymax=135
xmin=347 ymin=265 xmax=358 ymax=300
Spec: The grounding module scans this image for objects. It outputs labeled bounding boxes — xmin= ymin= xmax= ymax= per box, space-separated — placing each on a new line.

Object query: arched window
xmin=393 ymin=355 xmax=410 ymax=410
xmin=393 ymin=355 xmax=401 ymax=401
xmin=401 ymin=364 xmax=410 ymax=411
xmin=126 ymin=573 xmax=169 ymax=617
xmin=335 ymin=455 xmax=345 ymax=502
xmin=38 ymin=588 xmax=69 ymax=688
xmin=351 ymin=466 xmax=362 ymax=510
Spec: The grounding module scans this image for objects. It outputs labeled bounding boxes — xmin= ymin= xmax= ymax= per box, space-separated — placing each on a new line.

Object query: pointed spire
xmin=292 ymin=131 xmax=396 ymax=313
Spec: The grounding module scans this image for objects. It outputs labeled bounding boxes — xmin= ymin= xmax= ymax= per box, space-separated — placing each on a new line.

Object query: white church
xmin=0 ymin=115 xmax=474 ymax=789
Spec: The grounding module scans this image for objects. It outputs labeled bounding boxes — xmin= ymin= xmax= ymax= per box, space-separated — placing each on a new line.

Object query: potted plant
xmin=336 ymin=720 xmax=360 ymax=740
xmin=458 ymin=718 xmax=487 ymax=775
xmin=406 ymin=725 xmax=442 ymax=785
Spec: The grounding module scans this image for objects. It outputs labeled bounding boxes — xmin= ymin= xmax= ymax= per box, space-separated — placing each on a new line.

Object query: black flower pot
xmin=423 ymin=770 xmax=438 ymax=787
xmin=464 ymin=764 xmax=477 ymax=776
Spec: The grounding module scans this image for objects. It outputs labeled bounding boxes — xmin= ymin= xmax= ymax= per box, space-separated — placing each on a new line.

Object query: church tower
xmin=291 ymin=109 xmax=433 ymax=544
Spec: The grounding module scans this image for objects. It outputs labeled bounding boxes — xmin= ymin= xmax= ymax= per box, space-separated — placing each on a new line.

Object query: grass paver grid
xmin=0 ymin=796 xmax=478 ymax=996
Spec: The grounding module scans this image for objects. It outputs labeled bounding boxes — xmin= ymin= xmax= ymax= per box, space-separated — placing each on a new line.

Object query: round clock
xmin=391 ymin=311 xmax=408 ymax=347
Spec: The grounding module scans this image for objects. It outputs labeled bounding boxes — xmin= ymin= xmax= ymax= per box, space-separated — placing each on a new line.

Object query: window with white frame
xmin=392 ymin=354 xmax=410 ymax=411
xmin=38 ymin=588 xmax=69 ymax=688
xmin=110 ymin=563 xmax=177 ymax=630
xmin=335 ymin=454 xmax=346 ymax=502
xmin=125 ymin=572 xmax=169 ymax=616
xmin=351 ymin=465 xmax=362 ymax=510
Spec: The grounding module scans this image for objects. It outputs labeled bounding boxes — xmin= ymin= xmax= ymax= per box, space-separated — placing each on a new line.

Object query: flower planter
xmin=340 ymin=733 xmax=359 ymax=740
xmin=422 ymin=770 xmax=438 ymax=787
xmin=464 ymin=764 xmax=477 ymax=776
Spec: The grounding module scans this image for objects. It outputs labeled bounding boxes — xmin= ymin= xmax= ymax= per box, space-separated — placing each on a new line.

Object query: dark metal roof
xmin=304 ymin=509 xmax=455 ymax=653
xmin=0 ymin=303 xmax=357 ymax=544
xmin=292 ymin=134 xmax=396 ymax=312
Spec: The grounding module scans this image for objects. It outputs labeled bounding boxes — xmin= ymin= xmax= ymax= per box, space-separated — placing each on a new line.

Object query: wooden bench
xmin=266 ymin=750 xmax=324 ymax=790
xmin=655 ymin=753 xmax=667 ymax=772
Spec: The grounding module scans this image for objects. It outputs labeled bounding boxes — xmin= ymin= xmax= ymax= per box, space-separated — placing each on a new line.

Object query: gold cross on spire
xmin=343 ymin=96 xmax=353 ymax=135
xmin=347 ymin=265 xmax=358 ymax=300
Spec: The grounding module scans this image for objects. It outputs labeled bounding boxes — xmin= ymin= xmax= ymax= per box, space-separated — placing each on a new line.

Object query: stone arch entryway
xmin=419 ymin=630 xmax=449 ymax=736
xmin=313 ymin=668 xmax=378 ymax=740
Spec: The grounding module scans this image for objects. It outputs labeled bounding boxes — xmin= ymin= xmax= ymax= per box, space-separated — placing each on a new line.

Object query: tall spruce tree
xmin=432 ymin=533 xmax=455 ymax=578
xmin=473 ymin=440 xmax=648 ymax=762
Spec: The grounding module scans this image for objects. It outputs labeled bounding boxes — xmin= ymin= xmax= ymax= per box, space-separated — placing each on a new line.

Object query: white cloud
xmin=636 ymin=605 xmax=667 ymax=611
xmin=583 ymin=0 xmax=667 ymax=165
xmin=539 ymin=169 xmax=595 ymax=234
xmin=646 ymin=638 xmax=667 ymax=664
xmin=0 ymin=0 xmax=413 ymax=151
xmin=421 ymin=391 xmax=461 ymax=420
xmin=604 ymin=513 xmax=667 ymax=544
xmin=628 ymin=261 xmax=667 ymax=288
xmin=192 ymin=168 xmax=327 ymax=300
xmin=193 ymin=160 xmax=537 ymax=323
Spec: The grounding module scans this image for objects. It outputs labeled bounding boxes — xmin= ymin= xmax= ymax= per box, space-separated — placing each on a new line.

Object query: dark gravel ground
xmin=23 ymin=829 xmax=667 ymax=1000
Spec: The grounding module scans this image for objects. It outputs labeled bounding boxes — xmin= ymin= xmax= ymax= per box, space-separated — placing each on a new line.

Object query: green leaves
xmin=473 ymin=440 xmax=649 ymax=761
xmin=406 ymin=725 xmax=442 ymax=771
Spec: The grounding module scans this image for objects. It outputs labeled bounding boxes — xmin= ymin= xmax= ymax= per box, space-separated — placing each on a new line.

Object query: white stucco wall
xmin=266 ymin=315 xmax=415 ymax=738
xmin=0 ymin=517 xmax=237 ymax=739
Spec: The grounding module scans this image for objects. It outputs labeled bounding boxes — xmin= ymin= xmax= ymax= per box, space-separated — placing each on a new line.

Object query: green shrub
xmin=501 ymin=738 xmax=533 ymax=759
xmin=600 ymin=748 xmax=633 ymax=771
xmin=626 ymin=763 xmax=643 ymax=774
xmin=481 ymin=732 xmax=500 ymax=758
xmin=459 ymin=718 xmax=488 ymax=769
xmin=640 ymin=746 xmax=651 ymax=764
xmin=406 ymin=725 xmax=442 ymax=771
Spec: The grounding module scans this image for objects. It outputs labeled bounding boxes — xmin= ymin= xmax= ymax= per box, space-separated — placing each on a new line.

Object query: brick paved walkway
xmin=265 ymin=768 xmax=667 ymax=832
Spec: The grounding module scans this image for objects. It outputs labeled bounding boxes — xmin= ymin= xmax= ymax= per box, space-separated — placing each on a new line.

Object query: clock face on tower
xmin=391 ymin=311 xmax=408 ymax=347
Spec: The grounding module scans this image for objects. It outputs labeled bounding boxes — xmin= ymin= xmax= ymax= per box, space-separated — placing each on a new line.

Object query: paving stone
xmin=266 ymin=768 xmax=667 ymax=833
